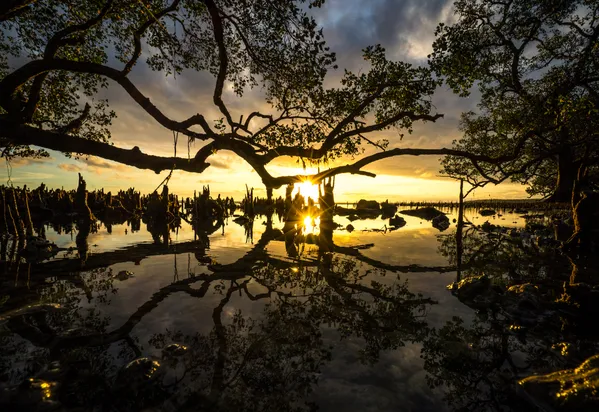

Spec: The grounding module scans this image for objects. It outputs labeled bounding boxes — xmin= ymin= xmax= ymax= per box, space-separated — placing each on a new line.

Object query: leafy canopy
xmin=0 ymin=0 xmax=442 ymax=187
xmin=430 ymin=0 xmax=599 ymax=196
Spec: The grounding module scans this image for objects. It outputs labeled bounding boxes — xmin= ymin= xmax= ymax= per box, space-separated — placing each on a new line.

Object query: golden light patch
xmin=297 ymin=181 xmax=319 ymax=202
xmin=302 ymin=215 xmax=320 ymax=235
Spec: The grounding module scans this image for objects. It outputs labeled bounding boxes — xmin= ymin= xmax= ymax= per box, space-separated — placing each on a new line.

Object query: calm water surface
xmin=1 ymin=207 xmax=583 ymax=411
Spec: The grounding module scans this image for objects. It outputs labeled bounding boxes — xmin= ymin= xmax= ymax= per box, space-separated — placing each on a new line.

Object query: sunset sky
xmin=3 ymin=0 xmax=530 ymax=202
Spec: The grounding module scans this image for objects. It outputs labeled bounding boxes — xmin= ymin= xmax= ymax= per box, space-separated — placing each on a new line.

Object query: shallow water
xmin=1 ymin=206 xmax=595 ymax=411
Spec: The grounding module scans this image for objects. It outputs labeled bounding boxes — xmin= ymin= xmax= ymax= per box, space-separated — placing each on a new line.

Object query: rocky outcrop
xmin=389 ymin=214 xmax=406 ymax=228
xmin=356 ymin=199 xmax=380 ymax=210
xmin=447 ymin=274 xmax=498 ymax=309
xmin=479 ymin=209 xmax=496 ymax=216
xmin=432 ymin=214 xmax=450 ymax=231
xmin=400 ymin=207 xmax=445 ymax=221
xmin=19 ymin=236 xmax=59 ymax=262
xmin=519 ymin=354 xmax=599 ymax=411
xmin=381 ymin=201 xmax=398 ymax=218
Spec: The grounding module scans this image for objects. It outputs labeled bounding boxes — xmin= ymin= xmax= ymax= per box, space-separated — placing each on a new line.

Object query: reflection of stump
xmin=318 ymin=220 xmax=334 ymax=254
xmin=284 ymin=184 xmax=294 ymax=220
xmin=283 ymin=221 xmax=298 ymax=258
xmin=161 ymin=185 xmax=169 ymax=219
xmin=76 ymin=221 xmax=91 ymax=265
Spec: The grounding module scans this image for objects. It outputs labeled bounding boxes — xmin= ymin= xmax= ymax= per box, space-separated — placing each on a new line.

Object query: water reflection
xmin=0 ymin=218 xmax=435 ymax=411
xmin=0 ymin=208 xmax=598 ymax=411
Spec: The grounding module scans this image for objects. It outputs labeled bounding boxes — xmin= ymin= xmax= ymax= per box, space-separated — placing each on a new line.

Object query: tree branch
xmin=205 ymin=0 xmax=234 ymax=129
xmin=0 ymin=0 xmax=36 ymax=22
xmin=122 ymin=0 xmax=181 ymax=75
xmin=0 ymin=59 xmax=219 ymax=139
xmin=1 ymin=119 xmax=211 ymax=174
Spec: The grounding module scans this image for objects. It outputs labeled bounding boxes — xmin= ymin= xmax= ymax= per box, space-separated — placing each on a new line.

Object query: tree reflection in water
xmin=1 ymin=213 xmax=599 ymax=411
xmin=0 ymin=215 xmax=436 ymax=411
xmin=429 ymin=225 xmax=599 ymax=411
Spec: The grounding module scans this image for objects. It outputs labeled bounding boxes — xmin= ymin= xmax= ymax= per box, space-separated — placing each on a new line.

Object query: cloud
xmin=58 ymin=157 xmax=131 ymax=177
xmin=80 ymin=156 xmax=127 ymax=171
xmin=58 ymin=163 xmax=82 ymax=173
xmin=9 ymin=157 xmax=52 ymax=167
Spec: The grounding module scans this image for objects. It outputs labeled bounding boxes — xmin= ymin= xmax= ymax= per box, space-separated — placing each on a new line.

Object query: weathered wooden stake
xmin=456 ymin=179 xmax=465 ymax=281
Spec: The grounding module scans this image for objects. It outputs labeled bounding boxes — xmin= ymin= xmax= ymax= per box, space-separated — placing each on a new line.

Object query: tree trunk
xmin=7 ymin=188 xmax=24 ymax=237
xmin=75 ymin=173 xmax=94 ymax=222
xmin=22 ymin=189 xmax=34 ymax=236
xmin=563 ymin=164 xmax=598 ymax=253
xmin=546 ymin=149 xmax=579 ymax=203
xmin=456 ymin=179 xmax=465 ymax=282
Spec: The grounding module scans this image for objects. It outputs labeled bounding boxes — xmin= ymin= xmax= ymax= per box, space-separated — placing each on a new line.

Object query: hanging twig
xmin=152 ymin=131 xmax=179 ymax=193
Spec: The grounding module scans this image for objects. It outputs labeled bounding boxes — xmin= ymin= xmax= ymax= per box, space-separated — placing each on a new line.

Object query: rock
xmin=400 ymin=207 xmax=446 ymax=221
xmin=8 ymin=378 xmax=61 ymax=411
xmin=480 ymin=209 xmax=497 ymax=216
xmin=195 ymin=251 xmax=212 ymax=264
xmin=356 ymin=199 xmax=380 ymax=210
xmin=448 ymin=274 xmax=497 ymax=309
xmin=389 ymin=214 xmax=406 ymax=228
xmin=232 ymin=216 xmax=250 ymax=225
xmin=432 ymin=214 xmax=450 ymax=231
xmin=448 ymin=275 xmax=491 ymax=298
xmin=334 ymin=205 xmax=352 ymax=216
xmin=481 ymin=221 xmax=496 ymax=232
xmin=505 ymin=284 xmax=542 ymax=312
xmin=114 ymin=358 xmax=163 ymax=391
xmin=0 ymin=303 xmax=63 ymax=324
xmin=381 ymin=202 xmax=398 ymax=218
xmin=114 ymin=270 xmax=134 ymax=281
xmin=161 ymin=343 xmax=188 ymax=359
xmin=20 ymin=236 xmax=59 ymax=262
xmin=346 ymin=224 xmax=355 ymax=233
xmin=519 ymin=354 xmax=599 ymax=411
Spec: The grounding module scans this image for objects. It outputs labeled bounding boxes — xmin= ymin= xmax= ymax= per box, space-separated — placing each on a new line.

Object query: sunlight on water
xmin=303 ymin=215 xmax=320 ymax=234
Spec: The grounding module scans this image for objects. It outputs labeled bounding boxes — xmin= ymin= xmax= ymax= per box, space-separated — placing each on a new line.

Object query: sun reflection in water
xmin=302 ymin=215 xmax=320 ymax=234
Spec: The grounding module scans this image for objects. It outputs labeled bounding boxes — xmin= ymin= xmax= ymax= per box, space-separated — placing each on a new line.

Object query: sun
xmin=297 ymin=181 xmax=319 ymax=202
